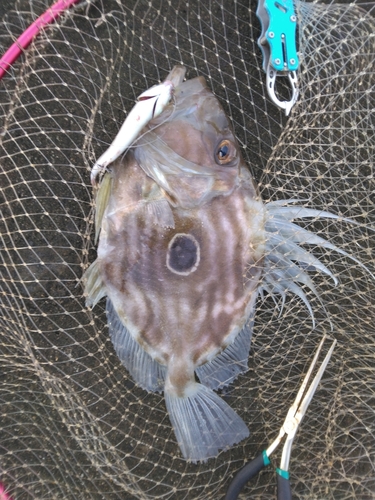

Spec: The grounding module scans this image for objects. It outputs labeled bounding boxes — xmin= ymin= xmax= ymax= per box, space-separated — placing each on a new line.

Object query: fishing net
xmin=0 ymin=0 xmax=374 ymax=498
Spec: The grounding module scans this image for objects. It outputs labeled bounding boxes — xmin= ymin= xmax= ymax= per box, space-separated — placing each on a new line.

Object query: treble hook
xmin=266 ymin=64 xmax=299 ymax=116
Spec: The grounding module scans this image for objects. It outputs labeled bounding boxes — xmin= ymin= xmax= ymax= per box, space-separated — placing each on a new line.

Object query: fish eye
xmin=215 ymin=139 xmax=236 ymax=165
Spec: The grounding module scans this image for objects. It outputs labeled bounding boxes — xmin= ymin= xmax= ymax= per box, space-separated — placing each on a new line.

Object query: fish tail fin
xmin=164 ymin=382 xmax=249 ymax=463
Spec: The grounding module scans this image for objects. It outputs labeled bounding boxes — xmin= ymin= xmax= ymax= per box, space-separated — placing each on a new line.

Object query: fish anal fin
xmin=107 ymin=299 xmax=166 ymax=393
xmin=195 ymin=321 xmax=253 ymax=391
xmin=165 ymin=382 xmax=249 ymax=463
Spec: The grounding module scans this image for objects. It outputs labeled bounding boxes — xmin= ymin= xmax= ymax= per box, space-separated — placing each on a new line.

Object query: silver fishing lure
xmin=90 ymin=66 xmax=186 ymax=185
xmin=84 ymin=66 xmax=373 ymax=462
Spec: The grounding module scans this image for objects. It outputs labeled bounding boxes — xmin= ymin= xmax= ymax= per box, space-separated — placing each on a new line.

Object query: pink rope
xmin=0 ymin=0 xmax=81 ymax=80
xmin=0 ymin=482 xmax=13 ymax=500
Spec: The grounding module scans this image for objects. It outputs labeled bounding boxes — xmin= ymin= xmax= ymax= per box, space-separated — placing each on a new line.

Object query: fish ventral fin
xmin=195 ymin=317 xmax=254 ymax=391
xmin=106 ymin=299 xmax=166 ymax=392
xmin=165 ymin=382 xmax=249 ymax=463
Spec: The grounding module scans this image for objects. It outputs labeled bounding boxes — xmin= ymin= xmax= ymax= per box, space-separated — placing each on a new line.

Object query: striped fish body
xmin=100 ymin=157 xmax=264 ymax=386
xmin=84 ymin=70 xmax=266 ymax=462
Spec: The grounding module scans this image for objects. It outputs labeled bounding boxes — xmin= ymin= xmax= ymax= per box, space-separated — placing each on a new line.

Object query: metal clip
xmin=266 ymin=64 xmax=299 ymax=116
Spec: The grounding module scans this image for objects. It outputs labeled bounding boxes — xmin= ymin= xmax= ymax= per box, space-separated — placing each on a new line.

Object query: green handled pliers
xmin=225 ymin=334 xmax=337 ymax=500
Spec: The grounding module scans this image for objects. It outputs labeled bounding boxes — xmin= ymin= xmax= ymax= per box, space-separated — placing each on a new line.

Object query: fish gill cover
xmin=0 ymin=0 xmax=374 ymax=499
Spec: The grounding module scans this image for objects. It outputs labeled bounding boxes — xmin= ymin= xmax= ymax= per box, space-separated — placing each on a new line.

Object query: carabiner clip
xmin=266 ymin=64 xmax=299 ymax=116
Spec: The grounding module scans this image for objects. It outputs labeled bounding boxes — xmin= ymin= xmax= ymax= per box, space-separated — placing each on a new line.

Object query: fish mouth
xmin=166 ymin=233 xmax=201 ymax=276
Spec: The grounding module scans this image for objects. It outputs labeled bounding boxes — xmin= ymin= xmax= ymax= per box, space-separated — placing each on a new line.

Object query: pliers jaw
xmin=268 ymin=335 xmax=337 ymax=472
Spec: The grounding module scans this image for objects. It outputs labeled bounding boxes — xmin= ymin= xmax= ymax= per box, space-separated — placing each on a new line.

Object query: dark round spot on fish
xmin=215 ymin=139 xmax=237 ymax=165
xmin=166 ymin=233 xmax=200 ymax=276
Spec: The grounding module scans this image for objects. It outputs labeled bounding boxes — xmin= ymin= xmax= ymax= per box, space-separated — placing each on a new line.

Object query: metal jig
xmin=90 ymin=81 xmax=174 ymax=186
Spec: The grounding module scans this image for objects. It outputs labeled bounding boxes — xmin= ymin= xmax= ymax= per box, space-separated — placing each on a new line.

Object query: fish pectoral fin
xmin=107 ymin=299 xmax=166 ymax=393
xmin=141 ymin=198 xmax=175 ymax=228
xmin=82 ymin=259 xmax=107 ymax=308
xmin=195 ymin=321 xmax=253 ymax=391
xmin=165 ymin=382 xmax=249 ymax=463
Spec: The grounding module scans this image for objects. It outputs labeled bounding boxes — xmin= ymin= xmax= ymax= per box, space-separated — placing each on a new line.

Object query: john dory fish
xmin=84 ymin=66 xmax=372 ymax=462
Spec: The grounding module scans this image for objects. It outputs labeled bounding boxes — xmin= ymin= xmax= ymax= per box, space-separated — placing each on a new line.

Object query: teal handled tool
xmin=225 ymin=335 xmax=337 ymax=500
xmin=256 ymin=0 xmax=299 ymax=115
